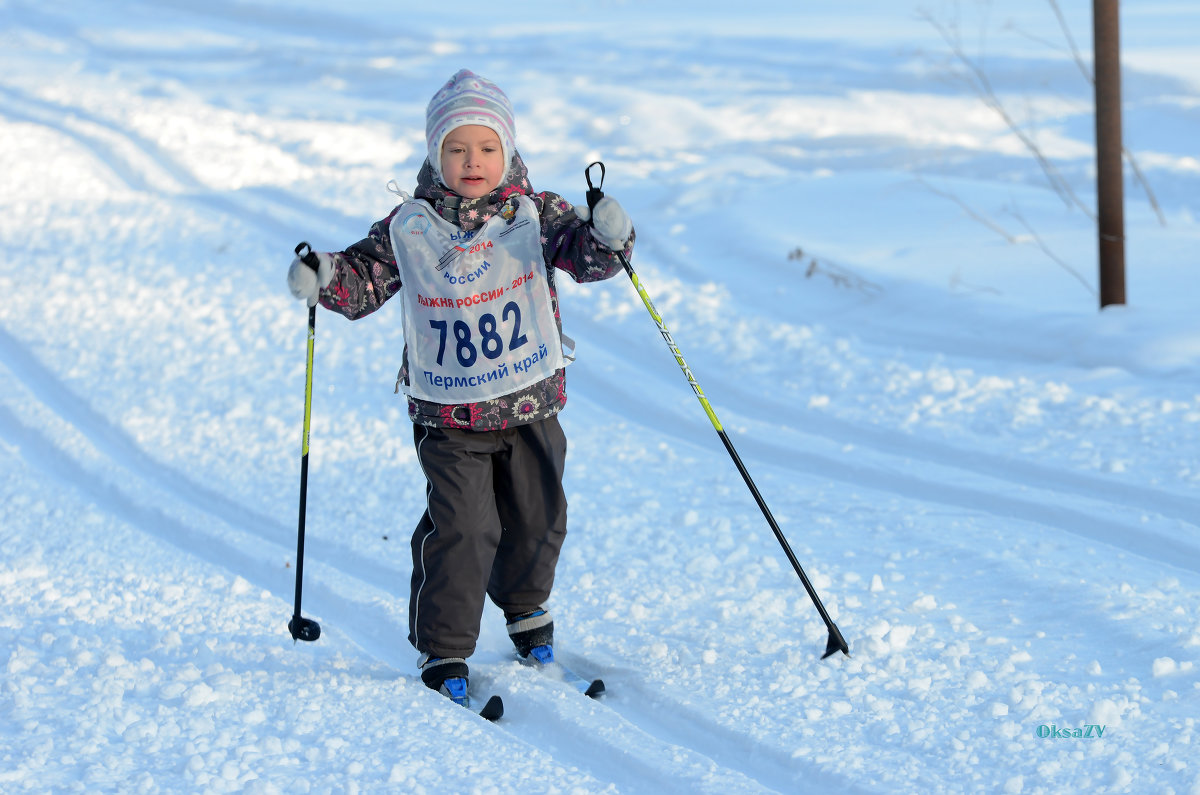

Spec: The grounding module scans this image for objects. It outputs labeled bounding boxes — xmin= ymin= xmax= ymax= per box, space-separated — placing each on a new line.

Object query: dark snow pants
xmin=408 ymin=417 xmax=568 ymax=659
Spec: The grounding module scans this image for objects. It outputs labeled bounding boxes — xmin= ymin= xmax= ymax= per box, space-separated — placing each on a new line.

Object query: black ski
xmin=524 ymin=646 xmax=605 ymax=698
xmin=441 ymin=676 xmax=504 ymax=721
xmin=477 ymin=694 xmax=504 ymax=721
xmin=559 ymin=662 xmax=605 ymax=698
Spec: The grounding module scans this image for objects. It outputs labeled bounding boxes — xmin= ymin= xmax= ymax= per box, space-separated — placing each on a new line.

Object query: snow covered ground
xmin=2 ymin=0 xmax=1199 ymax=792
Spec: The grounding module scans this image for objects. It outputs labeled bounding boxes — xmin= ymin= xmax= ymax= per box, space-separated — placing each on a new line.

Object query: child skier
xmin=285 ymin=69 xmax=634 ymax=705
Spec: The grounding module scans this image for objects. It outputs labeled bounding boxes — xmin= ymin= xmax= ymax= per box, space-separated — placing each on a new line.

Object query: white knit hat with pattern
xmin=425 ymin=69 xmax=516 ymax=185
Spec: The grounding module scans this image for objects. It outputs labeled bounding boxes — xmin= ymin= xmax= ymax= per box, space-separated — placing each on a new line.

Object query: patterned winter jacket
xmin=316 ymin=153 xmax=633 ymax=431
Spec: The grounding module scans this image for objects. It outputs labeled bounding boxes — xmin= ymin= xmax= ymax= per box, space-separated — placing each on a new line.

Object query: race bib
xmin=389 ymin=195 xmax=565 ymax=403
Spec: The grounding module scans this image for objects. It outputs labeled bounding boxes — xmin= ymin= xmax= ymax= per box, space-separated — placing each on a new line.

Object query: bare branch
xmin=1123 ymin=145 xmax=1167 ymax=225
xmin=790 ymin=249 xmax=882 ymax=294
xmin=1046 ymin=0 xmax=1092 ymax=83
xmin=916 ymin=176 xmax=1093 ymax=297
xmin=1007 ymin=206 xmax=1098 ymax=296
xmin=914 ymin=176 xmax=1020 ymax=242
xmin=919 ymin=8 xmax=1096 ymax=220
xmin=949 ymin=268 xmax=1003 ymax=295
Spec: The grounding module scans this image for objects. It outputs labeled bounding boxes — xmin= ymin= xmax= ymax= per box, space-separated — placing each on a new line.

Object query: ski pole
xmin=584 ymin=163 xmax=849 ymax=659
xmin=288 ymin=241 xmax=322 ymax=643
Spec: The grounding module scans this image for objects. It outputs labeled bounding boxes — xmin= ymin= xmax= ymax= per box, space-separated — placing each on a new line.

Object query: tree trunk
xmin=1094 ymin=0 xmax=1126 ymax=307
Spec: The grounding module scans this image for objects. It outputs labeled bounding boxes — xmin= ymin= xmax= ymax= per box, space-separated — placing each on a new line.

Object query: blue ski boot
xmin=506 ymin=608 xmax=554 ymax=662
xmin=419 ymin=654 xmax=471 ymax=707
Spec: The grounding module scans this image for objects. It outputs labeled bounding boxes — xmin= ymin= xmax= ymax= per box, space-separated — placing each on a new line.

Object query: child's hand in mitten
xmin=578 ymin=197 xmax=632 ymax=251
xmin=286 ymin=251 xmax=334 ymax=307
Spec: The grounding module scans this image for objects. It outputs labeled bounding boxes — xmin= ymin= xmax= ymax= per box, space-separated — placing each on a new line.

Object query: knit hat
xmin=426 ymin=69 xmax=516 ymax=185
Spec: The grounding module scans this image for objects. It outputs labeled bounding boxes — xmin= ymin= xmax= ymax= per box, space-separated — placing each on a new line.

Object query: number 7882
xmin=429 ymin=301 xmax=529 ymax=368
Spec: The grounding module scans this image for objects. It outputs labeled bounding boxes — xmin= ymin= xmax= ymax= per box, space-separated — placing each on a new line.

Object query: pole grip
xmin=584 ymin=161 xmax=606 ymax=212
xmin=295 ymin=241 xmax=321 ymax=273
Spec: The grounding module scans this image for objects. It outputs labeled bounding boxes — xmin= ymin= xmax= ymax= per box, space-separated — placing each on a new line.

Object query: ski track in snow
xmin=0 ymin=82 xmax=364 ymax=245
xmin=3 ymin=1 xmax=1200 ymax=792
xmin=5 ymin=251 xmax=1197 ymax=791
xmin=573 ymin=328 xmax=1200 ymax=568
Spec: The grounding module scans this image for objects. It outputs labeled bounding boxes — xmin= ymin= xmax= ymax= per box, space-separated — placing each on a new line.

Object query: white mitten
xmin=287 ymin=251 xmax=334 ymax=307
xmin=586 ymin=197 xmax=632 ymax=251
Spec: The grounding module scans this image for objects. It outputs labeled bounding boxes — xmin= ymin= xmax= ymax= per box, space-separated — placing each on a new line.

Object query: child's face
xmin=440 ymin=125 xmax=506 ymax=199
